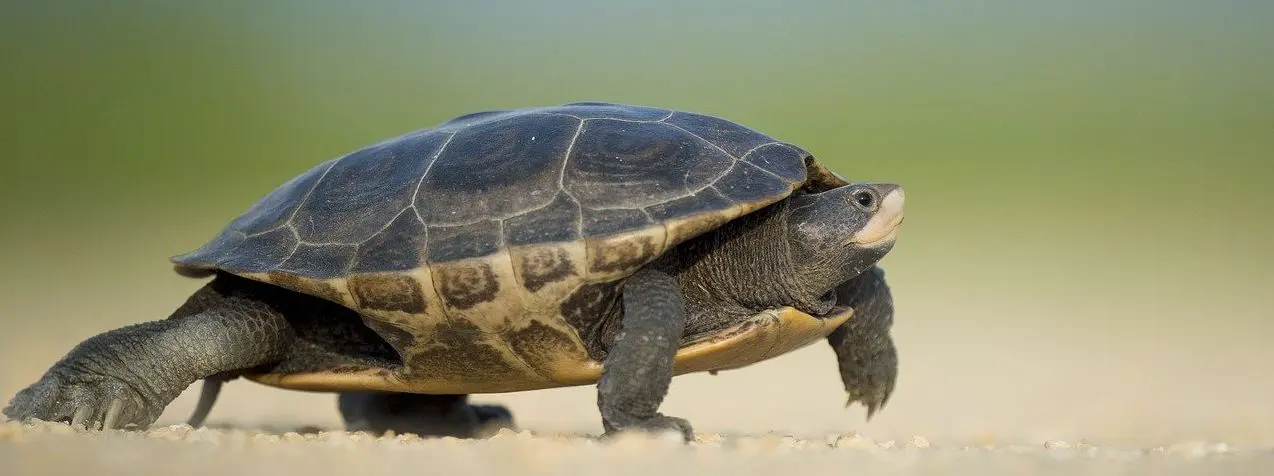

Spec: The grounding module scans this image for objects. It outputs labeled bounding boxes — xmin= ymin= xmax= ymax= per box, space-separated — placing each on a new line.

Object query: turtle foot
xmin=4 ymin=368 xmax=162 ymax=431
xmin=602 ymin=413 xmax=694 ymax=442
xmin=338 ymin=391 xmax=516 ymax=438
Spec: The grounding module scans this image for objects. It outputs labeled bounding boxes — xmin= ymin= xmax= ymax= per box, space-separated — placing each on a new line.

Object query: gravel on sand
xmin=3 ymin=420 xmax=1271 ymax=476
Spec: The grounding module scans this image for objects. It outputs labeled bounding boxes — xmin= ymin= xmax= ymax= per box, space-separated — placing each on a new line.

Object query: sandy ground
xmin=3 ymin=237 xmax=1272 ymax=475
xmin=5 ymin=327 xmax=1273 ymax=476
xmin=3 ymin=420 xmax=1273 ymax=476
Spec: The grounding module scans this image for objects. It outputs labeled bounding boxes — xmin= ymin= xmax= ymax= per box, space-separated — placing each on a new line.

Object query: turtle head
xmin=784 ymin=183 xmax=905 ymax=300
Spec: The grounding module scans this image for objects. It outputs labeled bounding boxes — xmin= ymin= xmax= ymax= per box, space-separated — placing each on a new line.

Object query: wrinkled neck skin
xmin=785 ymin=217 xmax=892 ymax=314
xmin=663 ymin=199 xmax=874 ymax=337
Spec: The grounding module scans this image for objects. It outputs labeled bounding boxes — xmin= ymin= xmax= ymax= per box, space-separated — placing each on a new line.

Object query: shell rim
xmin=169 ymin=106 xmax=853 ymax=281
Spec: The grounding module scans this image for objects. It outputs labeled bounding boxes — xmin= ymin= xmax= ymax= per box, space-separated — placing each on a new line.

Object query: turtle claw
xmin=3 ymin=369 xmax=160 ymax=431
xmin=102 ymin=399 xmax=125 ymax=431
xmin=864 ymin=396 xmax=883 ymax=421
xmin=846 ymin=385 xmax=892 ymax=421
xmin=70 ymin=406 xmax=91 ymax=429
xmin=603 ymin=414 xmax=695 ymax=443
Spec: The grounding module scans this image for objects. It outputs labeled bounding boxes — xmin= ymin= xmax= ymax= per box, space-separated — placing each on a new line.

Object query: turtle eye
xmin=852 ymin=189 xmax=876 ymax=210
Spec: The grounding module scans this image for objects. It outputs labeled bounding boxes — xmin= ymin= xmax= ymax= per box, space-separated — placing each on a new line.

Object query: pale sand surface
xmin=5 ymin=311 xmax=1272 ymax=475
xmin=2 ymin=237 xmax=1272 ymax=475
xmin=3 ymin=420 xmax=1272 ymax=476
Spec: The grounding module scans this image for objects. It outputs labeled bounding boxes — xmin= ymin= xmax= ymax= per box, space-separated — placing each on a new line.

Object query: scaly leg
xmin=597 ymin=267 xmax=693 ymax=441
xmin=3 ymin=275 xmax=295 ymax=430
xmin=826 ymin=266 xmax=898 ymax=419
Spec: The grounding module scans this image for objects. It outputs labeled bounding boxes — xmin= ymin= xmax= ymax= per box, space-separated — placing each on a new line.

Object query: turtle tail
xmin=186 ymin=378 xmax=224 ymax=428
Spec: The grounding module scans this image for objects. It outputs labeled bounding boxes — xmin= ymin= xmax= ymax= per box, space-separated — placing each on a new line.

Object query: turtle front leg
xmin=3 ymin=277 xmax=295 ymax=430
xmin=337 ymin=391 xmax=515 ymax=438
xmin=597 ymin=267 xmax=693 ymax=441
xmin=826 ymin=266 xmax=899 ymax=419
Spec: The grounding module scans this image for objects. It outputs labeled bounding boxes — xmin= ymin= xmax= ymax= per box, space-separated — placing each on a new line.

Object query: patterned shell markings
xmin=169 ymin=102 xmax=818 ymax=390
xmin=172 ymin=102 xmax=813 ymax=300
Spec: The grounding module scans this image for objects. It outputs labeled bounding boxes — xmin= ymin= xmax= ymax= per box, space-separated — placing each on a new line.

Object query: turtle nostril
xmin=853 ymin=190 xmax=874 ymax=209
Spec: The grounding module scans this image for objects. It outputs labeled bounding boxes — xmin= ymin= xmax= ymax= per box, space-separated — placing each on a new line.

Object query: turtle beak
xmin=850 ymin=186 xmax=905 ymax=247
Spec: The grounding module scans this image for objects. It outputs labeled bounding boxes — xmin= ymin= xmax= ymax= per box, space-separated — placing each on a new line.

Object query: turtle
xmin=3 ymin=101 xmax=905 ymax=441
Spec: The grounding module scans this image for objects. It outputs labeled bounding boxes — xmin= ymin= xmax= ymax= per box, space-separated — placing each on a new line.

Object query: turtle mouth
xmin=849 ymin=188 xmax=906 ymax=247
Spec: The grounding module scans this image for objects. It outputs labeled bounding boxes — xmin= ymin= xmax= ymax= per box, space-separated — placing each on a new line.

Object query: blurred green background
xmin=1 ymin=1 xmax=1271 ymax=445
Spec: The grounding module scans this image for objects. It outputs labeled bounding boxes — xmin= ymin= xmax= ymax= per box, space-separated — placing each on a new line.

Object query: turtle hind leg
xmin=337 ymin=391 xmax=515 ymax=438
xmin=3 ymin=273 xmax=296 ymax=431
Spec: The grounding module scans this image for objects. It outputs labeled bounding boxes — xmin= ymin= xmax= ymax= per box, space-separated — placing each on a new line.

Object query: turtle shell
xmin=171 ymin=101 xmax=851 ymax=393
